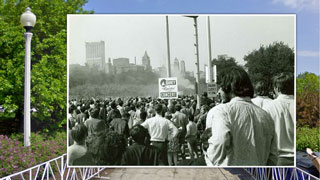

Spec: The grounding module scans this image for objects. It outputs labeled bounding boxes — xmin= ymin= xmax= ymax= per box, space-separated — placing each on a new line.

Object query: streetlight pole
xmin=165 ymin=16 xmax=171 ymax=78
xmin=20 ymin=7 xmax=36 ymax=147
xmin=207 ymin=16 xmax=213 ymax=83
xmin=185 ymin=16 xmax=201 ymax=109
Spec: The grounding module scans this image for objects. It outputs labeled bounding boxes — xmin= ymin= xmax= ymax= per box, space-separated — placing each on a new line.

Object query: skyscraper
xmin=85 ymin=41 xmax=105 ymax=72
xmin=180 ymin=60 xmax=186 ymax=74
xmin=173 ymin=57 xmax=180 ymax=75
xmin=142 ymin=51 xmax=152 ymax=71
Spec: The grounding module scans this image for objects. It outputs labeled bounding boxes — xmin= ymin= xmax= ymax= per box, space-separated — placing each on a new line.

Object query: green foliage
xmin=0 ymin=0 xmax=92 ymax=133
xmin=297 ymin=72 xmax=320 ymax=96
xmin=297 ymin=127 xmax=320 ymax=152
xmin=244 ymin=42 xmax=294 ymax=93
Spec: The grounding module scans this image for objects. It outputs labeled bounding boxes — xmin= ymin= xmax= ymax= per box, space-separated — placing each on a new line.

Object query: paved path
xmin=92 ymin=168 xmax=254 ymax=180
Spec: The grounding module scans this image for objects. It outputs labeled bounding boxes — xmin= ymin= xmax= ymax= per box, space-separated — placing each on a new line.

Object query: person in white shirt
xmin=141 ymin=104 xmax=179 ymax=165
xmin=264 ymin=72 xmax=294 ymax=166
xmin=251 ymin=81 xmax=272 ymax=108
xmin=206 ymin=66 xmax=278 ymax=166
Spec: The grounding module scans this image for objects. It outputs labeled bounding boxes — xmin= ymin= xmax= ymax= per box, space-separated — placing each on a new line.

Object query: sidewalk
xmin=93 ymin=168 xmax=254 ymax=180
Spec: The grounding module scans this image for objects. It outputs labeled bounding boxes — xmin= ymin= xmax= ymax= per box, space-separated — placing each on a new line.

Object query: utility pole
xmin=185 ymin=16 xmax=201 ymax=109
xmin=207 ymin=16 xmax=213 ymax=83
xmin=166 ymin=16 xmax=171 ymax=78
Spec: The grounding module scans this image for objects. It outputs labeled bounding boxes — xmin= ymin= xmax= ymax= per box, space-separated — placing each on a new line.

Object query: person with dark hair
xmin=251 ymin=81 xmax=272 ymax=108
xmin=171 ymin=104 xmax=188 ymax=159
xmin=185 ymin=115 xmax=198 ymax=160
xmin=98 ymin=131 xmax=127 ymax=165
xmin=107 ymin=101 xmax=121 ymax=124
xmin=135 ymin=111 xmax=147 ymax=125
xmin=141 ymin=104 xmax=179 ymax=165
xmin=85 ymin=108 xmax=106 ymax=136
xmin=206 ymin=66 xmax=278 ymax=166
xmin=263 ymin=72 xmax=294 ymax=166
xmin=77 ymin=105 xmax=87 ymax=124
xmin=121 ymin=125 xmax=163 ymax=165
xmin=68 ymin=124 xmax=88 ymax=165
xmin=110 ymin=112 xmax=130 ymax=145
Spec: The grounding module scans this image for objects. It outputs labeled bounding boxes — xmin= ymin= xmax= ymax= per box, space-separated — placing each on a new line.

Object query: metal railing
xmin=245 ymin=167 xmax=319 ymax=180
xmin=0 ymin=154 xmax=107 ymax=180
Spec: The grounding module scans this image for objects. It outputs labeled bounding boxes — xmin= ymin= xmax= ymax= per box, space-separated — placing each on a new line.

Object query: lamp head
xmin=20 ymin=7 xmax=36 ymax=32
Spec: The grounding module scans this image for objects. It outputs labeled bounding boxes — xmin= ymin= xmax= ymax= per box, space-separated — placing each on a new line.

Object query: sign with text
xmin=159 ymin=77 xmax=178 ymax=99
xmin=207 ymin=82 xmax=218 ymax=98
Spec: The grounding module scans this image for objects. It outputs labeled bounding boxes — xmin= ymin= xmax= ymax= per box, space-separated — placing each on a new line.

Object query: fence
xmin=245 ymin=167 xmax=319 ymax=180
xmin=0 ymin=154 xmax=107 ymax=180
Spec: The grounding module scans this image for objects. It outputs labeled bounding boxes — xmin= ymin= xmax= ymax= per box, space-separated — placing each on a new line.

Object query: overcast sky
xmin=68 ymin=15 xmax=295 ymax=73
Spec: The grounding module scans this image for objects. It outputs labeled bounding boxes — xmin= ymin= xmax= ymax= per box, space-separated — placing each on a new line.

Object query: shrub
xmin=296 ymin=127 xmax=320 ymax=152
xmin=0 ymin=131 xmax=66 ymax=178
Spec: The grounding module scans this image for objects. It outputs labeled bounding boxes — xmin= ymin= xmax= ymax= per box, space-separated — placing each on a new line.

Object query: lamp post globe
xmin=20 ymin=7 xmax=36 ymax=32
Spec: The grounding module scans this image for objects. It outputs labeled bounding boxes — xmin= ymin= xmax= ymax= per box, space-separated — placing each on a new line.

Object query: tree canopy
xmin=0 ymin=0 xmax=92 ymax=133
xmin=244 ymin=42 xmax=294 ymax=94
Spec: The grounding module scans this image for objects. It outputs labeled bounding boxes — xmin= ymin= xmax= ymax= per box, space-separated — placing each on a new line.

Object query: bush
xmin=296 ymin=127 xmax=320 ymax=152
xmin=0 ymin=131 xmax=66 ymax=178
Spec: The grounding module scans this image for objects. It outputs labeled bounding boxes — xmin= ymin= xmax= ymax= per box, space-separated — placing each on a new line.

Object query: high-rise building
xmin=180 ymin=60 xmax=186 ymax=74
xmin=173 ymin=58 xmax=180 ymax=74
xmin=142 ymin=51 xmax=152 ymax=71
xmin=85 ymin=41 xmax=105 ymax=72
xmin=105 ymin=57 xmax=114 ymax=74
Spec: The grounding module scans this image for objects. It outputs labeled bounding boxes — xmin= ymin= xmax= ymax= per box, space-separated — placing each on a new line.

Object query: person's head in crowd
xmin=218 ymin=66 xmax=254 ymax=102
xmin=89 ymin=108 xmax=100 ymax=119
xmin=122 ymin=112 xmax=130 ymax=121
xmin=130 ymin=125 xmax=149 ymax=145
xmin=200 ymin=105 xmax=209 ymax=114
xmin=200 ymin=127 xmax=212 ymax=152
xmin=99 ymin=131 xmax=126 ymax=165
xmin=118 ymin=100 xmax=123 ymax=107
xmin=188 ymin=115 xmax=195 ymax=122
xmin=273 ymin=72 xmax=294 ymax=96
xmin=71 ymin=123 xmax=88 ymax=145
xmin=89 ymin=100 xmax=95 ymax=109
xmin=75 ymin=109 xmax=80 ymax=115
xmin=175 ymin=104 xmax=182 ymax=112
xmin=80 ymin=106 xmax=86 ymax=114
xmin=140 ymin=111 xmax=148 ymax=122
xmin=165 ymin=112 xmax=172 ymax=120
xmin=154 ymin=104 xmax=163 ymax=116
xmin=111 ymin=101 xmax=117 ymax=110
xmin=254 ymin=81 xmax=271 ymax=97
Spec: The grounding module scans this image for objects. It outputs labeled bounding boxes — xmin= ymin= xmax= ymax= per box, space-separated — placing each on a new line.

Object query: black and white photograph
xmin=67 ymin=15 xmax=295 ymax=167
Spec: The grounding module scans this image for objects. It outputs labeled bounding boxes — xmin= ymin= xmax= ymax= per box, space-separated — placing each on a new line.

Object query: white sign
xmin=159 ymin=77 xmax=178 ymax=99
xmin=207 ymin=82 xmax=218 ymax=98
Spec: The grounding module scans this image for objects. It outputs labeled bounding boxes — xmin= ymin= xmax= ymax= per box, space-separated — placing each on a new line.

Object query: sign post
xmin=159 ymin=77 xmax=178 ymax=99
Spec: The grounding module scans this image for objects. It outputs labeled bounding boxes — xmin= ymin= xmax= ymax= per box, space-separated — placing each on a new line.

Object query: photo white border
xmin=66 ymin=14 xmax=297 ymax=168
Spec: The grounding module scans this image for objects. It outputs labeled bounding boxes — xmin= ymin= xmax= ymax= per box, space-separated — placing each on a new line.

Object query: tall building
xmin=85 ymin=41 xmax=105 ymax=72
xmin=180 ymin=60 xmax=186 ymax=74
xmin=105 ymin=57 xmax=114 ymax=74
xmin=173 ymin=57 xmax=180 ymax=74
xmin=142 ymin=51 xmax=152 ymax=71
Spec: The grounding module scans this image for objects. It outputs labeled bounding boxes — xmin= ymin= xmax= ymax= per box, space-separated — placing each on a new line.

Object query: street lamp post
xmin=185 ymin=16 xmax=201 ymax=109
xmin=20 ymin=7 xmax=36 ymax=147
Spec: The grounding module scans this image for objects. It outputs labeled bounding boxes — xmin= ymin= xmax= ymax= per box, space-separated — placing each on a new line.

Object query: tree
xmin=0 ymin=0 xmax=92 ymax=133
xmin=244 ymin=42 xmax=294 ymax=93
xmin=211 ymin=55 xmax=238 ymax=81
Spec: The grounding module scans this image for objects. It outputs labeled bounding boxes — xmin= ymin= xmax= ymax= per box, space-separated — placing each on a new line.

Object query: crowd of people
xmin=67 ymin=66 xmax=294 ymax=166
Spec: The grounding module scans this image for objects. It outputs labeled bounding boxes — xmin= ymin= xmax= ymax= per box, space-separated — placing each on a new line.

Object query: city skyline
xmin=68 ymin=15 xmax=295 ymax=75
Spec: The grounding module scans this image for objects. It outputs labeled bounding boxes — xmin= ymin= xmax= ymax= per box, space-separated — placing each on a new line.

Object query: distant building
xmin=180 ymin=60 xmax=186 ymax=75
xmin=142 ymin=51 xmax=152 ymax=71
xmin=85 ymin=41 xmax=105 ymax=72
xmin=173 ymin=58 xmax=180 ymax=74
xmin=105 ymin=57 xmax=114 ymax=74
